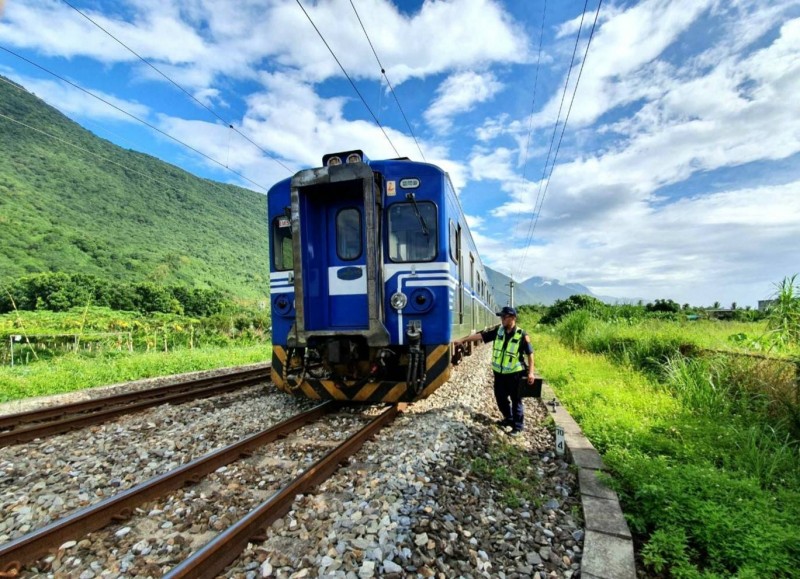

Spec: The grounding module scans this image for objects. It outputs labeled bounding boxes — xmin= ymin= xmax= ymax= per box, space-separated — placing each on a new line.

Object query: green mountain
xmin=0 ymin=76 xmax=269 ymax=301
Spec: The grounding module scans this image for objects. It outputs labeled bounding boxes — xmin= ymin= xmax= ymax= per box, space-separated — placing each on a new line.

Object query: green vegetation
xmin=0 ymin=306 xmax=271 ymax=402
xmin=1 ymin=272 xmax=229 ymax=316
xmin=540 ymin=294 xmax=763 ymax=326
xmin=765 ymin=275 xmax=800 ymax=349
xmin=470 ymin=437 xmax=540 ymax=508
xmin=0 ymin=76 xmax=270 ymax=302
xmin=0 ymin=77 xmax=277 ymax=402
xmin=519 ymin=293 xmax=800 ymax=578
xmin=0 ymin=345 xmax=269 ymax=403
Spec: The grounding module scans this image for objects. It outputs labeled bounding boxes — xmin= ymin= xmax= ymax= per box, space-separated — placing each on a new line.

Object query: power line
xmin=295 ymin=0 xmax=400 ymax=157
xmin=349 ymin=0 xmax=425 ymax=161
xmin=59 ymin=0 xmax=292 ymax=174
xmin=531 ymin=0 xmax=603 ymax=244
xmin=515 ymin=0 xmax=592 ymax=279
xmin=512 ymin=0 xmax=548 ymax=279
xmin=519 ymin=0 xmax=548 ymax=185
xmin=0 ymin=45 xmax=271 ymax=193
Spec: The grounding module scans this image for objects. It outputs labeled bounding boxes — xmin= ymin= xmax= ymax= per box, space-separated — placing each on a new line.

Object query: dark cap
xmin=496 ymin=306 xmax=517 ymax=317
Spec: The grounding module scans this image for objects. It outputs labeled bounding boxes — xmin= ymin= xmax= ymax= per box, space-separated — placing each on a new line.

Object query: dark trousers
xmin=493 ymin=371 xmax=524 ymax=430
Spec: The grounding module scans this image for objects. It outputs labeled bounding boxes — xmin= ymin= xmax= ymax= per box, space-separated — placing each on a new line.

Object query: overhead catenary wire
xmin=295 ymin=0 xmax=400 ymax=158
xmin=512 ymin=0 xmax=548 ymax=279
xmin=515 ymin=0 xmax=596 ymax=280
xmin=59 ymin=0 xmax=292 ymax=174
xmin=519 ymin=0 xmax=548 ymax=185
xmin=0 ymin=45 xmax=271 ymax=193
xmin=349 ymin=0 xmax=426 ymax=161
xmin=530 ymin=0 xmax=603 ymax=244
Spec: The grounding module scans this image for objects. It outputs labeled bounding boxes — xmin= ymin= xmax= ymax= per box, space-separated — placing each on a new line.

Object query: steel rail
xmin=0 ymin=366 xmax=270 ymax=430
xmin=0 ymin=402 xmax=336 ymax=578
xmin=0 ymin=368 xmax=271 ymax=447
xmin=165 ymin=403 xmax=403 ymax=579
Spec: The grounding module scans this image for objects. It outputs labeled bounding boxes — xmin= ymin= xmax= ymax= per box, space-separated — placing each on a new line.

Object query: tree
xmin=540 ymin=294 xmax=606 ymax=325
xmin=646 ymin=299 xmax=681 ymax=313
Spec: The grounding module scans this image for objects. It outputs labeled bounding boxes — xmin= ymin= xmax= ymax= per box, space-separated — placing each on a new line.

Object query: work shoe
xmin=509 ymin=428 xmax=522 ymax=437
xmin=495 ymin=419 xmax=513 ymax=428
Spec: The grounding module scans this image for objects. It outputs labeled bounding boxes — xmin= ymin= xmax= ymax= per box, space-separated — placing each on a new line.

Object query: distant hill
xmin=0 ymin=76 xmax=269 ymax=301
xmin=485 ymin=266 xmax=635 ymax=306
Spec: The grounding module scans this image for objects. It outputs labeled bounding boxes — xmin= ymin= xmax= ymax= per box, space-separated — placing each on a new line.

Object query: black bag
xmin=518 ymin=376 xmax=543 ymax=398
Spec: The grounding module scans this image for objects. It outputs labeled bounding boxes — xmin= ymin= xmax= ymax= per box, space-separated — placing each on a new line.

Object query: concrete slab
xmin=583 ymin=495 xmax=632 ymax=539
xmin=568 ymin=444 xmax=606 ymax=471
xmin=582 ymin=530 xmax=637 ymax=579
xmin=541 ymin=380 xmax=636 ymax=579
xmin=579 ymin=468 xmax=618 ymax=501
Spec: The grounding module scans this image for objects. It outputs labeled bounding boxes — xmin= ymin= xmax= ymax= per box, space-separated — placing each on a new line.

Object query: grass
xmin=521 ymin=312 xmax=800 ymax=578
xmin=0 ymin=344 xmax=271 ymax=403
xmin=469 ymin=436 xmax=541 ymax=508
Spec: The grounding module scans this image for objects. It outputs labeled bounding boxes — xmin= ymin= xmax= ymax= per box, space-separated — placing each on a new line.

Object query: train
xmin=267 ymin=149 xmax=497 ymax=403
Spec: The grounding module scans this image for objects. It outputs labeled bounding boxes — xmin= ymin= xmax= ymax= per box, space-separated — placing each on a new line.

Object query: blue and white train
xmin=268 ymin=150 xmax=497 ymax=402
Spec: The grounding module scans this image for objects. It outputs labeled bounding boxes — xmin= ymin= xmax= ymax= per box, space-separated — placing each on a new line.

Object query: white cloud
xmin=488 ymin=12 xmax=800 ymax=223
xmin=0 ymin=0 xmax=529 ymax=90
xmin=482 ymin=179 xmax=800 ymax=306
xmin=469 ymin=147 xmax=517 ymax=182
xmin=425 ymin=72 xmax=504 ymax=133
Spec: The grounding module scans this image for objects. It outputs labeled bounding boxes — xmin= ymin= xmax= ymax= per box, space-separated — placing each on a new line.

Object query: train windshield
xmin=272 ymin=215 xmax=293 ymax=271
xmin=388 ymin=202 xmax=437 ymax=262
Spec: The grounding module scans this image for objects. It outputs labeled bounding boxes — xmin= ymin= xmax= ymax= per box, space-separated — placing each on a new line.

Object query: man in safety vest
xmin=457 ymin=306 xmax=535 ymax=435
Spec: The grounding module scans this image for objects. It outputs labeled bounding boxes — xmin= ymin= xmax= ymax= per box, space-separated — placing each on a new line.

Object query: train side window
xmin=470 ymin=254 xmax=475 ymax=287
xmin=336 ymin=208 xmax=362 ymax=261
xmin=272 ymin=216 xmax=293 ymax=271
xmin=388 ymin=202 xmax=437 ymax=262
xmin=449 ymin=220 xmax=458 ymax=263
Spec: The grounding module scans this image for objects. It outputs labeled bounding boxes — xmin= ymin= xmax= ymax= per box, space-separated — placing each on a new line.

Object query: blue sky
xmin=1 ymin=0 xmax=799 ymax=307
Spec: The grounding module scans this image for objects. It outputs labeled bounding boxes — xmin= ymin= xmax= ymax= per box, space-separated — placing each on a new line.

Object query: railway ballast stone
xmin=227 ymin=346 xmax=582 ymax=579
xmin=1 ymin=349 xmax=581 ymax=578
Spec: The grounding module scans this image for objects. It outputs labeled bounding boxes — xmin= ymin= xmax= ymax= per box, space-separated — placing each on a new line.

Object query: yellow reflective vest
xmin=491 ymin=327 xmax=525 ymax=374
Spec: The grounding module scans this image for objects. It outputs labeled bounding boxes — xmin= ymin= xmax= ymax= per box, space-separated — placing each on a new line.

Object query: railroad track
xmin=0 ymin=402 xmax=401 ymax=577
xmin=0 ymin=366 xmax=272 ymax=447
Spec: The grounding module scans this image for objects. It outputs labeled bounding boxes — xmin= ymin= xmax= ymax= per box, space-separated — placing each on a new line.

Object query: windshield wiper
xmin=406 ymin=193 xmax=429 ymax=237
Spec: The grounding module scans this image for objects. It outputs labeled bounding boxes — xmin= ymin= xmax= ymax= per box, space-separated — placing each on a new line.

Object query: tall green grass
xmin=523 ymin=312 xmax=800 ymax=577
xmin=0 ymin=345 xmax=270 ymax=403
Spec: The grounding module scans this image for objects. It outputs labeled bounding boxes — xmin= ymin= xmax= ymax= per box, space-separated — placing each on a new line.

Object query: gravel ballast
xmin=1 ymin=347 xmax=582 ymax=578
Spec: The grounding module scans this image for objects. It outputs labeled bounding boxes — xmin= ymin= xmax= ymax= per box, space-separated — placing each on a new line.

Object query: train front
xmin=267 ymin=150 xmax=452 ymax=403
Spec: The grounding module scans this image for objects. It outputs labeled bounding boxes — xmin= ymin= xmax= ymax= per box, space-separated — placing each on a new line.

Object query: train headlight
xmin=390 ymin=291 xmax=408 ymax=310
xmin=327 ymin=155 xmax=342 ymax=166
xmin=346 ymin=152 xmax=362 ymax=164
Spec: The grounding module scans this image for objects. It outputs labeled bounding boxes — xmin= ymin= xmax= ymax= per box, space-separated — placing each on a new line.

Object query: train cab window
xmin=449 ymin=220 xmax=459 ymax=263
xmin=272 ymin=216 xmax=293 ymax=271
xmin=336 ymin=208 xmax=362 ymax=260
xmin=388 ymin=202 xmax=437 ymax=262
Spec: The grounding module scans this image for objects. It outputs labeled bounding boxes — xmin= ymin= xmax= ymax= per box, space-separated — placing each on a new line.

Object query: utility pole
xmin=509 ymin=277 xmax=515 ymax=307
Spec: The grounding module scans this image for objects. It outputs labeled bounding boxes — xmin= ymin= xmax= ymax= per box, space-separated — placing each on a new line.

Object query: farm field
xmin=0 ymin=307 xmax=271 ymax=402
xmin=520 ymin=311 xmax=800 ymax=577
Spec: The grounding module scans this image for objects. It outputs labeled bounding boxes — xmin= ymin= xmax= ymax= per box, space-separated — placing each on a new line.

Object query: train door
xmin=327 ymin=201 xmax=368 ymax=328
xmin=289 ymin=161 xmax=389 ymax=349
xmin=470 ymin=253 xmax=476 ymax=330
xmin=299 ymin=185 xmax=368 ymax=331
xmin=457 ymin=224 xmax=463 ymax=324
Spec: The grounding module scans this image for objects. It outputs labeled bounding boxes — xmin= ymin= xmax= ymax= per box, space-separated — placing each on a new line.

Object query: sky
xmin=1 ymin=0 xmax=799 ymax=307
